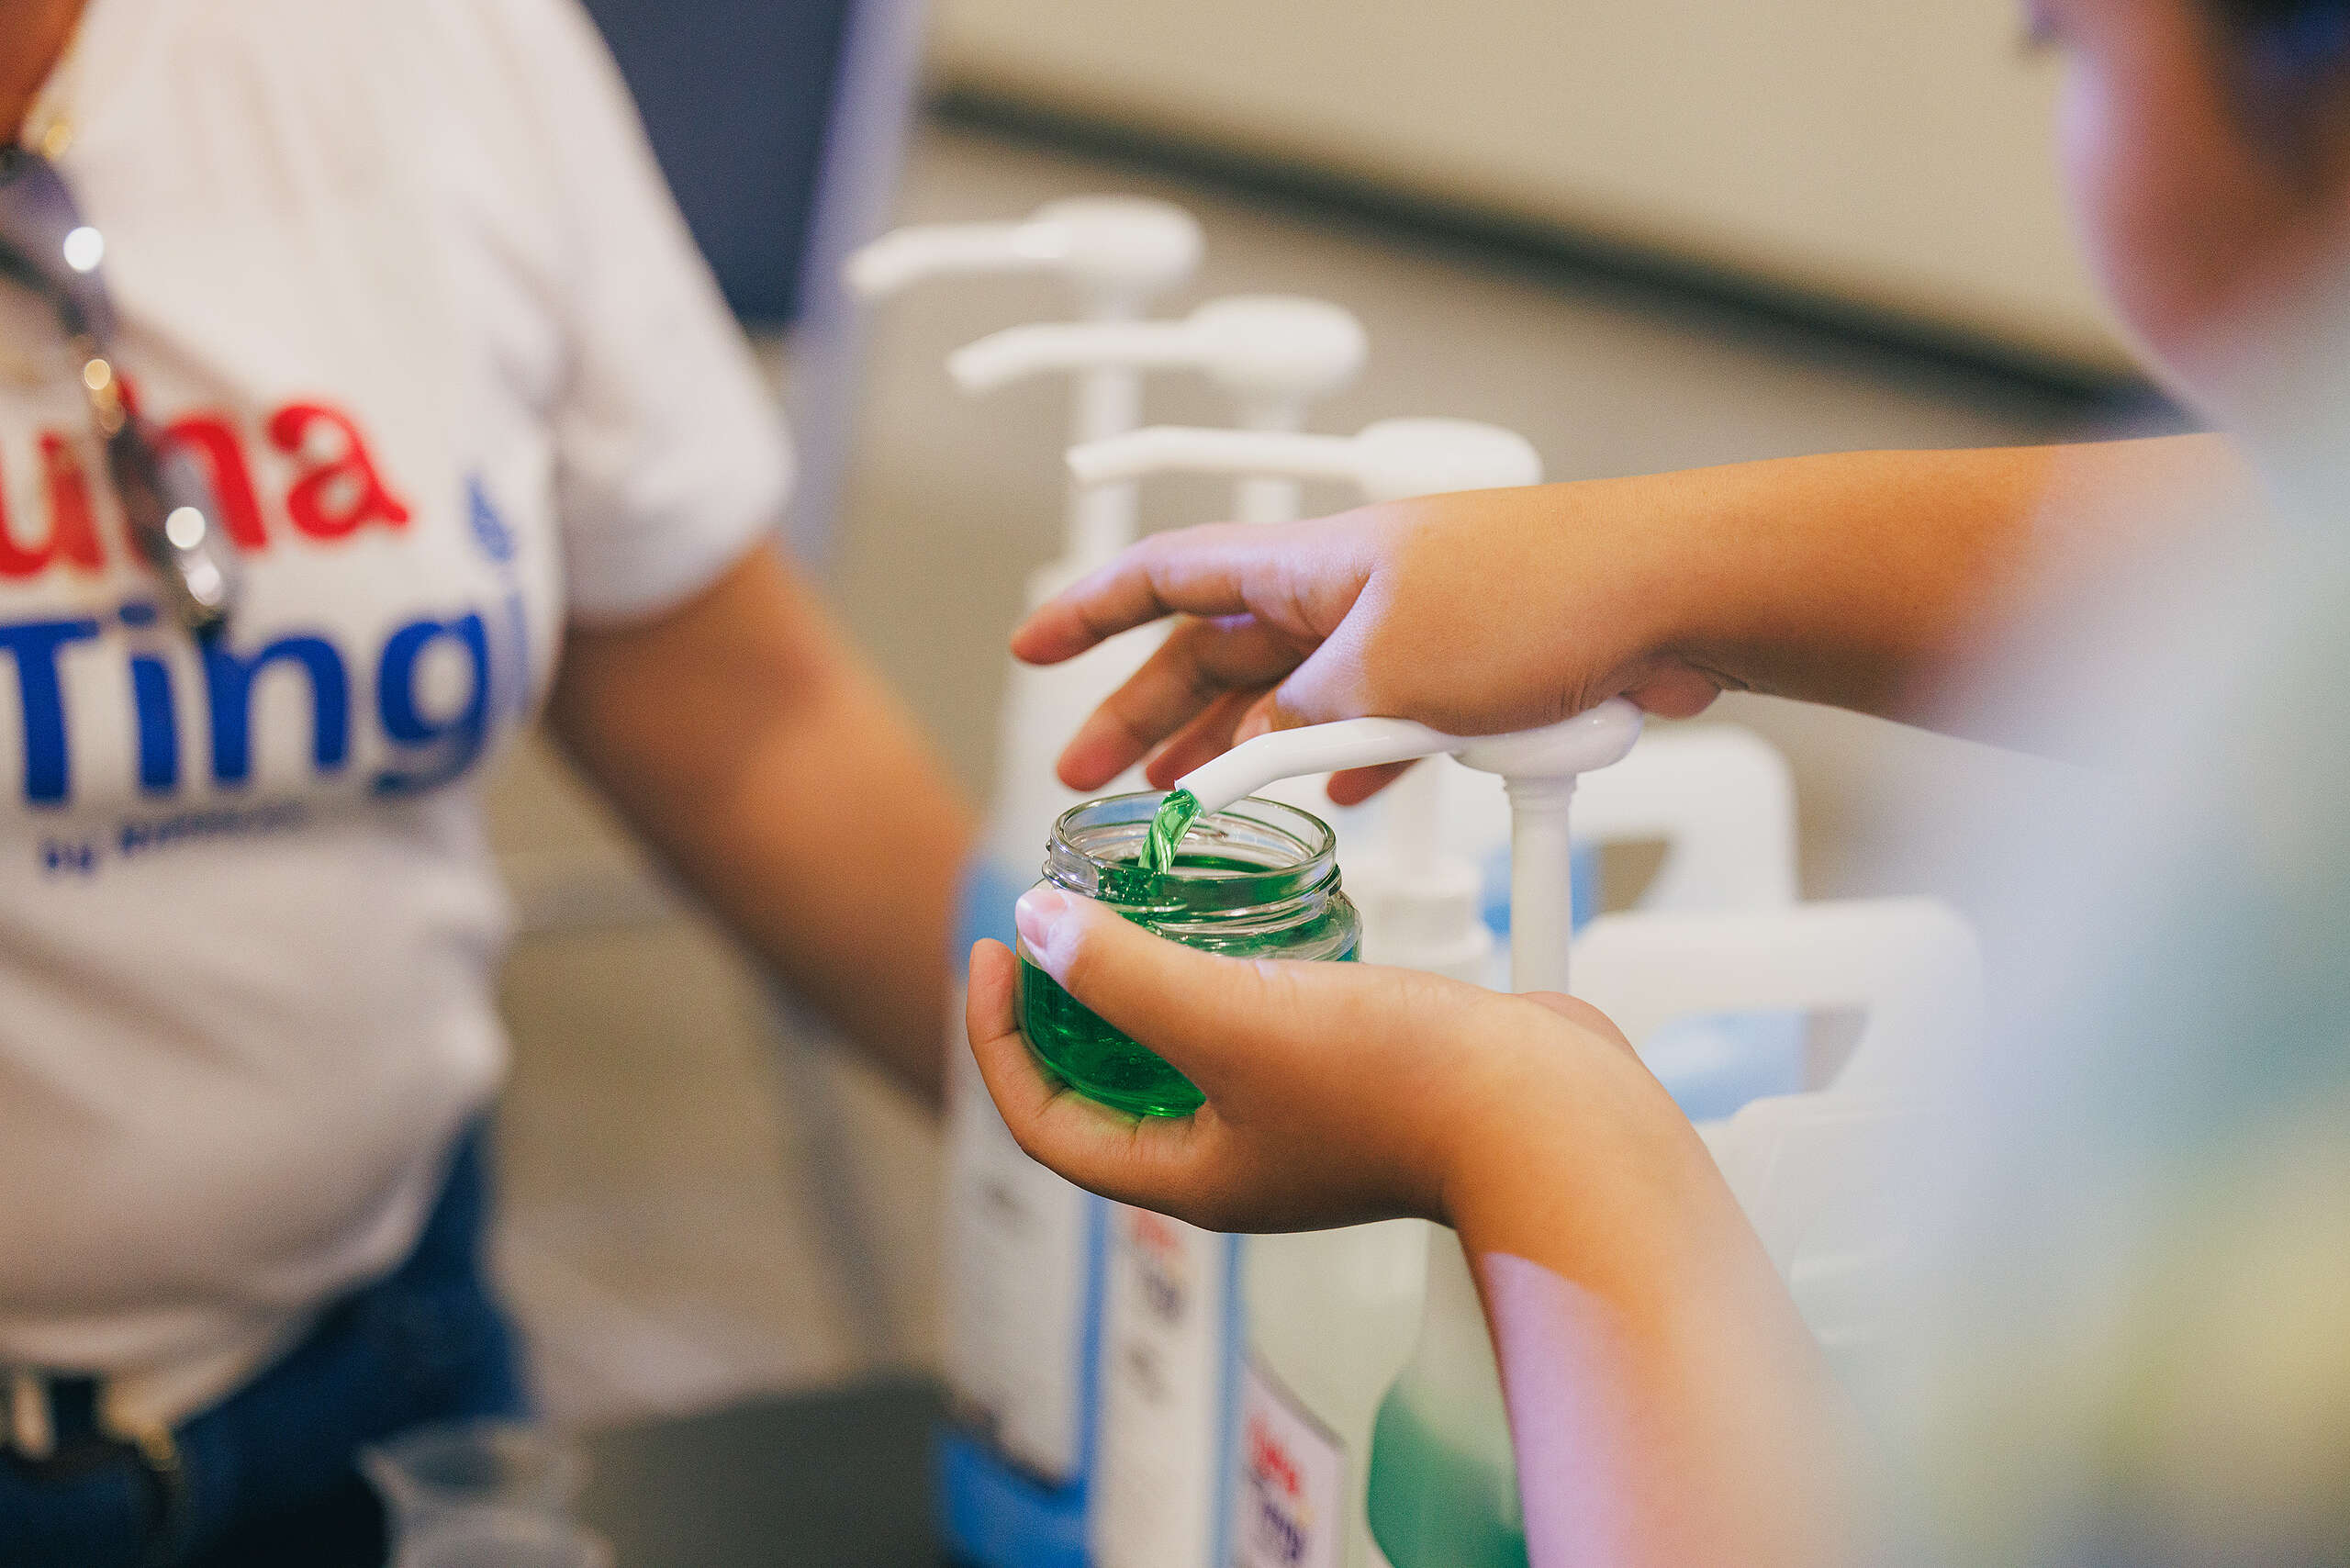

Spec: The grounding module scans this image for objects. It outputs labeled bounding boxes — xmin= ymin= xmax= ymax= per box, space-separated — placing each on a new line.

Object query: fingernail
xmin=1015 ymin=888 xmax=1074 ymax=968
xmin=1233 ymin=711 xmax=1271 ymax=745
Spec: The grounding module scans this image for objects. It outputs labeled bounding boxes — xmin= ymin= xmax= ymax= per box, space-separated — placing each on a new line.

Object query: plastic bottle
xmin=942 ymin=300 xmax=1371 ymax=1568
xmin=848 ymin=197 xmax=1202 ymax=1568
xmin=1573 ymin=898 xmax=1984 ymax=1396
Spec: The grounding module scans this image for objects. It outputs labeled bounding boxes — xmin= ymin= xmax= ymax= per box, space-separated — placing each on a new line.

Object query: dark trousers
xmin=0 ymin=1128 xmax=527 ymax=1568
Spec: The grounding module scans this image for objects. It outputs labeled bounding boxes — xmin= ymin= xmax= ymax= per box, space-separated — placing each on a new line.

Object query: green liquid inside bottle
xmin=1366 ymin=1387 xmax=1529 ymax=1568
xmin=1019 ymin=789 xmax=1355 ymax=1118
xmin=1020 ymin=954 xmax=1210 ymax=1117
xmin=1019 ymin=848 xmax=1290 ymax=1119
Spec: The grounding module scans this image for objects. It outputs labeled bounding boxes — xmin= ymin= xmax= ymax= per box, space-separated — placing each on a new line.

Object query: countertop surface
xmin=581 ymin=1376 xmax=946 ymax=1568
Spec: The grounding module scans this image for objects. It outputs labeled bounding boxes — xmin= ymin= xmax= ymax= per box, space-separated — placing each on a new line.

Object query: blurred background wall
xmin=926 ymin=0 xmax=2127 ymax=375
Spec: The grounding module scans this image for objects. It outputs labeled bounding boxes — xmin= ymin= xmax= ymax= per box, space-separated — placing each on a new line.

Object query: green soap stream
xmin=1140 ymin=786 xmax=1203 ymax=874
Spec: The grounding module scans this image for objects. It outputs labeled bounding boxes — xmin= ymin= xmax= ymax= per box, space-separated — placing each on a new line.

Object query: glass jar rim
xmin=1044 ymin=791 xmax=1341 ymax=919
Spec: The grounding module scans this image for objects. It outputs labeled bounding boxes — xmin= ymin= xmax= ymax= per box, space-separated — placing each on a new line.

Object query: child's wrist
xmin=1435 ymin=1038 xmax=1728 ymax=1296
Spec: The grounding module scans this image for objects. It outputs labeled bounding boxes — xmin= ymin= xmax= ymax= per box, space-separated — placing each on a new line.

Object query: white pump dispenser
xmin=850 ymin=197 xmax=1203 ymax=568
xmin=1171 ymin=703 xmax=1645 ymax=989
xmin=846 ymin=196 xmax=1203 ymax=307
xmin=850 ymin=200 xmax=1202 ymax=1568
xmin=952 ymin=297 xmax=1369 ymax=523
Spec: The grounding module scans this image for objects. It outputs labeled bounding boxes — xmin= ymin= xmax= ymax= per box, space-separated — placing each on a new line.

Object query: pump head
xmin=845 ymin=196 xmax=1203 ymax=312
xmin=1068 ymin=417 xmax=1541 ymax=504
xmin=949 ymin=296 xmax=1368 ymax=407
xmin=1173 ymin=703 xmax=1642 ymax=821
xmin=1172 ymin=704 xmax=1640 ymax=996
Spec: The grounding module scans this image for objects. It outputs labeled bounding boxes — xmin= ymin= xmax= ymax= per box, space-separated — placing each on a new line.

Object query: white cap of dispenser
xmin=1347 ymin=858 xmax=1492 ymax=981
xmin=846 ymin=196 xmax=1204 ymax=314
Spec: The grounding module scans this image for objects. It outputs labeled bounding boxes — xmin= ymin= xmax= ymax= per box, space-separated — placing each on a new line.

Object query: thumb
xmin=1015 ymin=887 xmax=1294 ymax=1092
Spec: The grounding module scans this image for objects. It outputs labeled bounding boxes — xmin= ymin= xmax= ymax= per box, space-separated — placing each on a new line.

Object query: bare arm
xmin=1014 ymin=433 xmax=2256 ymax=793
xmin=548 ymin=542 xmax=973 ymax=1103
xmin=1651 ymin=433 xmax=2257 ymax=743
xmin=0 ymin=0 xmax=83 ymax=139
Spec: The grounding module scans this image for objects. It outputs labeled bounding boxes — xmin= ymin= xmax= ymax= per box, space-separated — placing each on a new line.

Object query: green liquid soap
xmin=1365 ymin=1387 xmax=1529 ymax=1568
xmin=1140 ymin=787 xmax=1203 ymax=873
xmin=1021 ymin=954 xmax=1209 ymax=1117
xmin=1019 ymin=847 xmax=1262 ymax=1120
xmin=1020 ymin=790 xmax=1353 ymax=1118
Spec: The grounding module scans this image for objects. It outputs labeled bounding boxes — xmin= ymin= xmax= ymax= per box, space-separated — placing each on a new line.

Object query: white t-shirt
xmin=0 ymin=0 xmax=789 ymax=1413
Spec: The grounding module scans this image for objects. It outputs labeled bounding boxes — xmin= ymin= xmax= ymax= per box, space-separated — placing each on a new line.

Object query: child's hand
xmin=964 ymin=886 xmax=1705 ymax=1238
xmin=1011 ymin=484 xmax=1724 ymax=802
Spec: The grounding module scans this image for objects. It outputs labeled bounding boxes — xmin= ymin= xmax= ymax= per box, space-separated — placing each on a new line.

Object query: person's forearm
xmin=551 ymin=547 xmax=972 ymax=1103
xmin=1625 ymin=433 xmax=2252 ymax=739
xmin=0 ymin=0 xmax=84 ymax=136
xmin=663 ymin=654 xmax=968 ymax=1102
xmin=1446 ymin=1091 xmax=1855 ymax=1568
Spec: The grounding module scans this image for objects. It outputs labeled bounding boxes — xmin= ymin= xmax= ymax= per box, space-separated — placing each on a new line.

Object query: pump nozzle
xmin=1173 ymin=702 xmax=1642 ymax=992
xmin=951 ymin=297 xmax=1366 ymax=414
xmin=845 ymin=197 xmax=1203 ymax=311
xmin=1069 ymin=417 xmax=1541 ymax=505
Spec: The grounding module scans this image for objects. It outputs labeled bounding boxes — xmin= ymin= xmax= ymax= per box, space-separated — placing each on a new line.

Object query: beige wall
xmin=929 ymin=0 xmax=2132 ymax=374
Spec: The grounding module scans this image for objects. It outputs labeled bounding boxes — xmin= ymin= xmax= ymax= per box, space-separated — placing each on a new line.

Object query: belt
xmin=6 ymin=1370 xmax=188 ymax=1564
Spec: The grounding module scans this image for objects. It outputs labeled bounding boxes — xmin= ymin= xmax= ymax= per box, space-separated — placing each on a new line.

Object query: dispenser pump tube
xmin=1500 ymin=775 xmax=1577 ymax=994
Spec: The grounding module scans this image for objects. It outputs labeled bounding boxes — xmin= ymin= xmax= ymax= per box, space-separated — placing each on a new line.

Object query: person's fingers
xmin=1056 ymin=618 xmax=1307 ymax=790
xmin=1251 ymin=607 xmax=1383 ymax=733
xmin=1230 ymin=693 xmax=1282 ymax=746
xmin=1326 ymin=761 xmax=1417 ymax=806
xmin=1624 ymin=670 xmax=1724 ymax=721
xmin=1142 ymin=689 xmax=1266 ymax=789
xmin=966 ymin=940 xmax=1233 ymax=1209
xmin=1012 ymin=523 xmax=1296 ymax=666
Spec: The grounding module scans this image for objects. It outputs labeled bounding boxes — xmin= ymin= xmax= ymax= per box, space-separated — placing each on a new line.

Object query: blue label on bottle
xmin=957 ymin=856 xmax=1031 ymax=954
xmin=941 ymin=857 xmax=1111 ymax=1568
xmin=934 ymin=1185 xmax=1110 ymax=1568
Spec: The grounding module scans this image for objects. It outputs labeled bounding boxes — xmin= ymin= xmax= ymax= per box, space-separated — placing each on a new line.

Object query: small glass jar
xmin=1018 ymin=792 xmax=1360 ymax=1117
